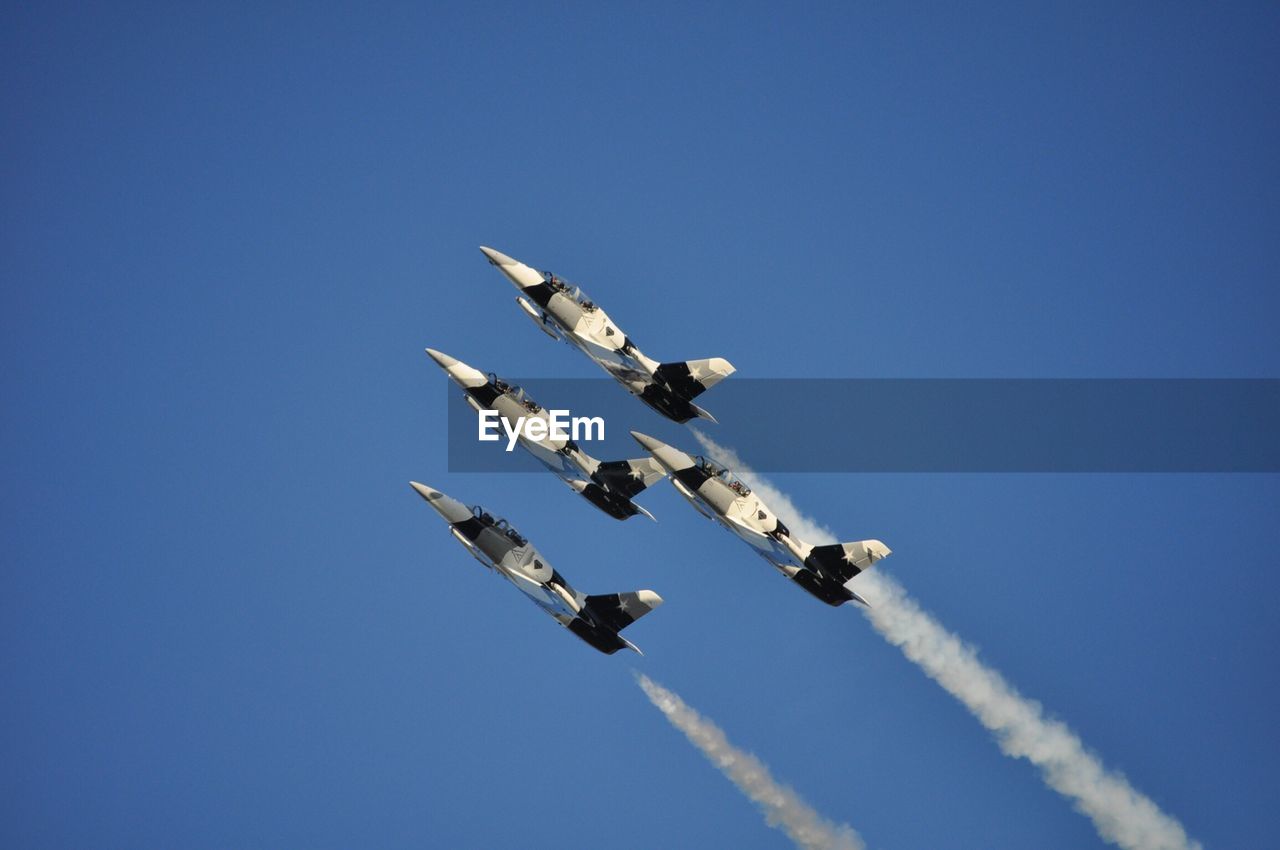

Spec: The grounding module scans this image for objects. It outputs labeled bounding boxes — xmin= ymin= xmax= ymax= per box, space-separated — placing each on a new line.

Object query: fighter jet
xmin=425 ymin=348 xmax=666 ymax=520
xmin=479 ymin=246 xmax=736 ymax=424
xmin=631 ymin=432 xmax=891 ymax=606
xmin=410 ymin=482 xmax=663 ymax=654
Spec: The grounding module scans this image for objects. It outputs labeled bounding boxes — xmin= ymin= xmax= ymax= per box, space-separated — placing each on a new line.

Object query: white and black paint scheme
xmin=479 ymin=246 xmax=736 ymax=424
xmin=410 ymin=482 xmax=663 ymax=654
xmin=425 ymin=348 xmax=666 ymax=521
xmin=631 ymin=432 xmax=891 ymax=607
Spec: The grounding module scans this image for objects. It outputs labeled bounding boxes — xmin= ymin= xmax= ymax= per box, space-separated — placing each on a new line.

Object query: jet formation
xmin=412 ymin=246 xmax=892 ymax=652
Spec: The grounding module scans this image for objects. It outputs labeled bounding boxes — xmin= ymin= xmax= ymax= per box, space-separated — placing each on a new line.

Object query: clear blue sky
xmin=3 ymin=3 xmax=1278 ymax=848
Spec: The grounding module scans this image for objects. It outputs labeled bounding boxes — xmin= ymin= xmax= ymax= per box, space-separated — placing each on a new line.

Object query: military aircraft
xmin=425 ymin=348 xmax=666 ymax=520
xmin=410 ymin=482 xmax=663 ymax=654
xmin=478 ymin=246 xmax=736 ymax=424
xmin=631 ymin=432 xmax=891 ymax=606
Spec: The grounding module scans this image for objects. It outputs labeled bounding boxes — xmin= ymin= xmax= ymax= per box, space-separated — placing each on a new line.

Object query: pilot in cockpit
xmin=698 ymin=457 xmax=750 ymax=496
xmin=495 ymin=519 xmax=526 ymax=546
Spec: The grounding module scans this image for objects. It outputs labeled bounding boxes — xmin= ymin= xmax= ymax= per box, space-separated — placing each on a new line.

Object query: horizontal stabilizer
xmin=571 ymin=481 xmax=654 ymax=521
xmin=653 ymin=357 xmax=735 ymax=401
xmin=689 ymin=401 xmax=718 ymax=424
xmin=790 ymin=568 xmax=860 ymax=606
xmin=804 ymin=540 xmax=891 ymax=585
xmin=583 ymin=590 xmax=663 ymax=633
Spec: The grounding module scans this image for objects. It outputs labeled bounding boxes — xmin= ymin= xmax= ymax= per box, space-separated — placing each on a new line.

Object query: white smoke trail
xmin=692 ymin=432 xmax=1201 ymax=850
xmin=635 ymin=672 xmax=865 ymax=850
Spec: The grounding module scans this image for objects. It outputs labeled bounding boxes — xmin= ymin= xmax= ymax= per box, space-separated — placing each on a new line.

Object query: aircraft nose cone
xmin=410 ymin=481 xmax=473 ymax=523
xmin=424 ymin=348 xmax=458 ymax=370
xmin=410 ymin=481 xmax=443 ymax=502
xmin=479 ymin=245 xmax=546 ymax=288
xmin=479 ymin=245 xmax=517 ymax=266
xmin=423 ymin=348 xmax=486 ymax=388
xmin=631 ymin=431 xmax=695 ymax=471
xmin=630 ymin=431 xmax=667 ymax=453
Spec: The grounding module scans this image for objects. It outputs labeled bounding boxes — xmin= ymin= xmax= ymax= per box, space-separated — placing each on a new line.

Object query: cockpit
xmin=470 ymin=504 xmax=527 ymax=546
xmin=487 ymin=372 xmax=512 ymax=395
xmin=487 ymin=372 xmax=542 ymax=413
xmin=694 ymin=455 xmax=752 ymax=496
xmin=542 ymin=272 xmax=597 ymax=312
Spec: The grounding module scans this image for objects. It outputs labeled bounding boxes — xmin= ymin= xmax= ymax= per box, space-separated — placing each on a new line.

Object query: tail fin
xmin=583 ymin=590 xmax=663 ymax=633
xmin=804 ymin=540 xmax=891 ymax=585
xmin=654 ymin=357 xmax=735 ymax=400
xmin=592 ymin=457 xmax=666 ymax=499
